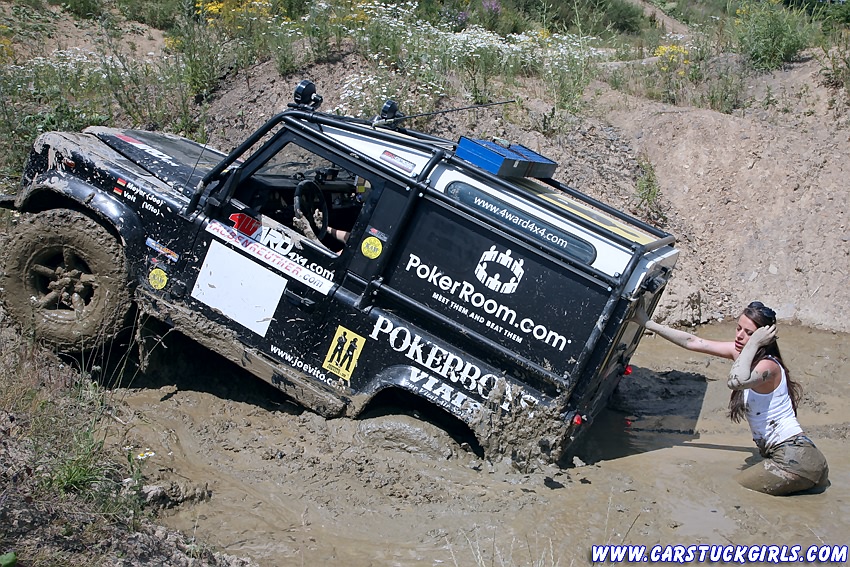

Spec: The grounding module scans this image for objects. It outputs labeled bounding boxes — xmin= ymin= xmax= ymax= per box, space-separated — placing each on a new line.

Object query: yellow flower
xmin=0 ymin=37 xmax=12 ymax=63
xmin=164 ymin=36 xmax=182 ymax=50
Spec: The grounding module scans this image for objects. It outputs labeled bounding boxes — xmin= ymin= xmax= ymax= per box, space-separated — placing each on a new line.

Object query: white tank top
xmin=743 ymin=357 xmax=802 ymax=451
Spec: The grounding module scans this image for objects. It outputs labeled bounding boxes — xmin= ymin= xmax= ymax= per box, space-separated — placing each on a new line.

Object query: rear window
xmin=446 ymin=181 xmax=596 ymax=265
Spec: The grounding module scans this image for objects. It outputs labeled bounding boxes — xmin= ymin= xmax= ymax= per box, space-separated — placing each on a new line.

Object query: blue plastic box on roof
xmin=455 ymin=137 xmax=557 ymax=179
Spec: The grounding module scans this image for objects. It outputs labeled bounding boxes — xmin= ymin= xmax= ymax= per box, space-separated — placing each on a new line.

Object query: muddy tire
xmin=0 ymin=209 xmax=132 ymax=350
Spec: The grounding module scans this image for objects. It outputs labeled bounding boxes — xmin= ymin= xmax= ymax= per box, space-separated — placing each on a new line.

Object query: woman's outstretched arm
xmin=632 ymin=307 xmax=737 ymax=359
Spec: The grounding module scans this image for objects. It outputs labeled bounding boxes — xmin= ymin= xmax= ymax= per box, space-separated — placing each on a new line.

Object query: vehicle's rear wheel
xmin=0 ymin=209 xmax=132 ymax=350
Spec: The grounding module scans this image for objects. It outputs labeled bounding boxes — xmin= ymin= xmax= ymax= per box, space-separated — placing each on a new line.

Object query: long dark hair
xmin=728 ymin=301 xmax=802 ymax=423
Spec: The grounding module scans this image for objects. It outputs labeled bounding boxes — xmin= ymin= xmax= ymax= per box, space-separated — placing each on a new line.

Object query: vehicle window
xmin=445 ymin=181 xmax=596 ymax=265
xmin=233 ymin=140 xmax=373 ymax=255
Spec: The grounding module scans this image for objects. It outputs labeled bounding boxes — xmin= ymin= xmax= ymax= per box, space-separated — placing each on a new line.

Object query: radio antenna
xmin=372 ymin=99 xmax=516 ymax=127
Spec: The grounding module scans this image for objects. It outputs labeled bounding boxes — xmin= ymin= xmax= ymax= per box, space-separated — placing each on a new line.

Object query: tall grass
xmin=114 ymin=0 xmax=186 ymax=30
xmin=635 ymin=154 xmax=666 ymax=223
xmin=818 ymin=28 xmax=850 ymax=106
xmin=0 ymin=48 xmax=113 ymax=180
xmin=733 ymin=0 xmax=814 ymax=71
xmin=0 ymin=327 xmax=146 ymax=530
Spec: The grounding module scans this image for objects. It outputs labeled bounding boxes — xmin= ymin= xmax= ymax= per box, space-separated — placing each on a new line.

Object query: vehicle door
xmin=178 ymin=131 xmax=392 ymax=392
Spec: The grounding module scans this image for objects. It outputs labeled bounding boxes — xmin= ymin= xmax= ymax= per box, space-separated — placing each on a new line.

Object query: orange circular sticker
xmin=148 ymin=268 xmax=168 ymax=290
xmin=360 ymin=236 xmax=382 ymax=259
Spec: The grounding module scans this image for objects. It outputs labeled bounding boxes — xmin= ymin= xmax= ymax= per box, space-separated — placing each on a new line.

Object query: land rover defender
xmin=0 ymin=81 xmax=678 ymax=462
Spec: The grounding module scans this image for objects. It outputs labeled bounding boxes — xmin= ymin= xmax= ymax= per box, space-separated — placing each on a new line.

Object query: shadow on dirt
xmin=79 ymin=318 xmax=304 ymax=415
xmin=571 ymin=365 xmax=708 ymax=464
xmin=77 ymin=320 xmax=710 ymax=468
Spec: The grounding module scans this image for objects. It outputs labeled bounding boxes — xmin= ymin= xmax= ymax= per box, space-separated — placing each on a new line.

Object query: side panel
xmin=309 ymin=305 xmax=544 ymax=421
xmin=381 ymin=197 xmax=611 ymax=379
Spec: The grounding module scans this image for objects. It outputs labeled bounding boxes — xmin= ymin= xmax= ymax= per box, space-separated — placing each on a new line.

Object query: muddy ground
xmin=107 ymin=321 xmax=849 ymax=566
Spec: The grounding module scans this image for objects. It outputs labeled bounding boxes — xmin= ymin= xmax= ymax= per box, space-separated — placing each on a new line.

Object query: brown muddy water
xmin=107 ymin=322 xmax=850 ymax=566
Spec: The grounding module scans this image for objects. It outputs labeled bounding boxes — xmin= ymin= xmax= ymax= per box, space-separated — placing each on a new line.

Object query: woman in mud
xmin=632 ymin=301 xmax=829 ymax=496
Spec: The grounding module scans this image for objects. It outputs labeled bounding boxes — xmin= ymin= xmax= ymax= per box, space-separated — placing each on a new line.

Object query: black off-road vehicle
xmin=0 ymin=81 xmax=677 ymax=462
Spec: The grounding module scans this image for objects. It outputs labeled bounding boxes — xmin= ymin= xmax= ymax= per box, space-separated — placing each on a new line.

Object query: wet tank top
xmin=743 ymin=356 xmax=802 ymax=451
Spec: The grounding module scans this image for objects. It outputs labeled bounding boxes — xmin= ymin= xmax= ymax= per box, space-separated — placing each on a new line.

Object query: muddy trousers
xmin=735 ymin=434 xmax=829 ymax=496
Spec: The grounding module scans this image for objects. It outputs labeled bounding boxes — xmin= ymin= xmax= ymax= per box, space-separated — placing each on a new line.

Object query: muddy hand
xmin=749 ymin=324 xmax=777 ymax=348
xmin=293 ymin=208 xmax=319 ymax=241
xmin=630 ymin=306 xmax=649 ymax=327
xmin=727 ymin=324 xmax=776 ymax=390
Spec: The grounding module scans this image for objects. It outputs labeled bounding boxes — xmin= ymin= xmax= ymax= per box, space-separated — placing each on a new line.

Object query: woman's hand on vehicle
xmin=630 ymin=306 xmax=649 ymax=327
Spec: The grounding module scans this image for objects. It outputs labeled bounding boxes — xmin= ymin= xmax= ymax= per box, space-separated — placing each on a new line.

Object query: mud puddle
xmin=106 ymin=322 xmax=850 ymax=566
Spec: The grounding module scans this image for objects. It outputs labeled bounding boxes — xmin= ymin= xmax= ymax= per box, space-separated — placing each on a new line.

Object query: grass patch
xmin=733 ymin=0 xmax=815 ymax=71
xmin=635 ymin=153 xmax=666 ymax=223
xmin=0 ymin=321 xmax=149 ymax=564
xmin=0 ymin=47 xmax=114 ymax=178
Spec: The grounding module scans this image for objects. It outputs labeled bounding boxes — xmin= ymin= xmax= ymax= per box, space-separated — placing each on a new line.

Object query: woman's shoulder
xmin=751 ymin=357 xmax=783 ymax=393
xmin=759 ymin=355 xmax=784 ymax=372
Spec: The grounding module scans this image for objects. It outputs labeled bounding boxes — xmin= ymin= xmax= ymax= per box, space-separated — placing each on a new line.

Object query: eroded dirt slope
xmin=204 ymin=53 xmax=849 ymax=332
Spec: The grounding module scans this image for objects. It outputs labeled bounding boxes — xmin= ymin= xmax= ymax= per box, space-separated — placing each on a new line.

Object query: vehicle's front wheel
xmin=0 ymin=209 xmax=132 ymax=350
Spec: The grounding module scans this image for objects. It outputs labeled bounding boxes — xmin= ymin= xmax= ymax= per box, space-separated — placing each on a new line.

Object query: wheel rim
xmin=28 ymin=245 xmax=98 ymax=317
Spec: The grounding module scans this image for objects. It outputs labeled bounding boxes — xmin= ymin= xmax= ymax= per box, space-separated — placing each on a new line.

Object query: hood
xmin=86 ymin=127 xmax=227 ymax=192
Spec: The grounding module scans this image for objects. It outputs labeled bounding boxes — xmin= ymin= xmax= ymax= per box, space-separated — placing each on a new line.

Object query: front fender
xmin=11 ymin=172 xmax=146 ymax=269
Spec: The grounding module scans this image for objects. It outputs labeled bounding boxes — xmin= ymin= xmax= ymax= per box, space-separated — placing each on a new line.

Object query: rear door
xmin=384 ymin=195 xmax=607 ymax=378
xmin=359 ymin=178 xmax=618 ymax=404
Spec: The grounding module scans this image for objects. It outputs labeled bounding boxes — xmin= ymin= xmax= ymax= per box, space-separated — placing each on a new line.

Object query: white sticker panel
xmin=206 ymin=221 xmax=334 ymax=294
xmin=191 ymin=240 xmax=286 ymax=337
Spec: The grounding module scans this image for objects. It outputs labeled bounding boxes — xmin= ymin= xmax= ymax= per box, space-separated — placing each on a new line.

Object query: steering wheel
xmin=294 ymin=179 xmax=329 ymax=239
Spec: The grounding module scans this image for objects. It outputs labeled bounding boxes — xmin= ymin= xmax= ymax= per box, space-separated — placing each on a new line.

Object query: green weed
xmin=49 ymin=0 xmax=103 ymax=20
xmin=818 ymin=28 xmax=850 ymax=104
xmin=168 ymin=16 xmax=230 ymax=100
xmin=114 ymin=0 xmax=186 ymax=30
xmin=271 ymin=26 xmax=300 ymax=77
xmin=733 ymin=0 xmax=814 ymax=71
xmin=47 ymin=420 xmax=110 ymax=493
xmin=702 ymin=68 xmax=746 ymax=113
xmin=635 ymin=153 xmax=666 ymax=222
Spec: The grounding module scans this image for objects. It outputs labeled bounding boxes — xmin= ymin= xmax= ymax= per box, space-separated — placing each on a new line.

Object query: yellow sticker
xmin=322 ymin=325 xmax=366 ymax=382
xmin=361 ymin=236 xmax=382 ymax=259
xmin=148 ymin=267 xmax=168 ymax=290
